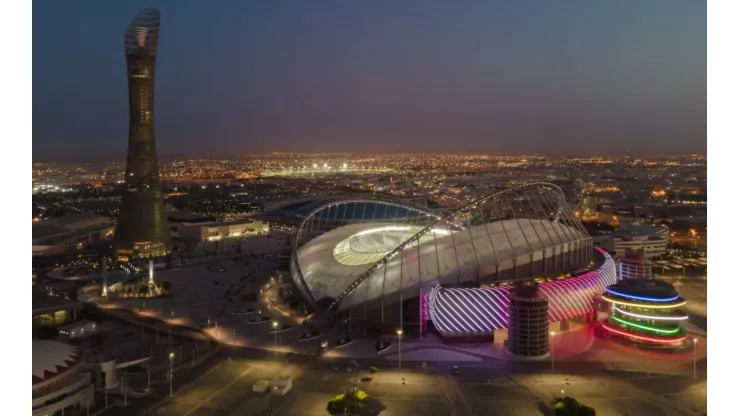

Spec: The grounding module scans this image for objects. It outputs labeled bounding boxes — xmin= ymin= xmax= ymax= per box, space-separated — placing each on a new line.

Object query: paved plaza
xmin=87 ymin=235 xmax=709 ymax=416
xmin=139 ymin=352 xmax=705 ymax=416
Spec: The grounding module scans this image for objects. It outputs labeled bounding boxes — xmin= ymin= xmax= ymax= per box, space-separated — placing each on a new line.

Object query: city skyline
xmin=33 ymin=0 xmax=706 ymax=159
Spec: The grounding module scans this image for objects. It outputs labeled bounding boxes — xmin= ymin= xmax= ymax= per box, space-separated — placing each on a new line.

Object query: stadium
xmin=290 ymin=183 xmax=617 ymax=340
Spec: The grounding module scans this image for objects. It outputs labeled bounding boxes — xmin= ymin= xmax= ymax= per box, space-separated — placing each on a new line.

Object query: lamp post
xmin=272 ymin=321 xmax=279 ymax=357
xmin=169 ymin=352 xmax=175 ymax=397
xmin=693 ymin=338 xmax=698 ymax=380
xmin=550 ymin=331 xmax=556 ymax=372
xmin=396 ymin=329 xmax=403 ymax=370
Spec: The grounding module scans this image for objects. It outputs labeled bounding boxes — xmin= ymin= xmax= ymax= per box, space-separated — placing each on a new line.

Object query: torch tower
xmin=114 ymin=8 xmax=171 ymax=261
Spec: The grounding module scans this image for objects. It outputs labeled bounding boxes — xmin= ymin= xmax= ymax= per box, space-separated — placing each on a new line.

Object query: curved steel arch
xmin=291 ymin=196 xmax=440 ymax=309
xmin=291 ymin=182 xmax=588 ymax=313
xmin=293 ymin=194 xmax=442 ymax=251
xmin=327 ymin=182 xmax=583 ymax=310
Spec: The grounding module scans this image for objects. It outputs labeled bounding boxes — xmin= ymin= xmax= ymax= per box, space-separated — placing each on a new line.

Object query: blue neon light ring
xmin=606 ymin=288 xmax=679 ymax=302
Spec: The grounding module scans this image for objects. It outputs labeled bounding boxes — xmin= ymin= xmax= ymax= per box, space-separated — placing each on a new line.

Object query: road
xmin=135 ymin=350 xmax=706 ymax=416
xmin=670 ymin=235 xmax=706 ymax=249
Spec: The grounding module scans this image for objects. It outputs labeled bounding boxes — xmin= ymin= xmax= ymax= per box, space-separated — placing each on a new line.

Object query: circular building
xmin=33 ymin=340 xmax=95 ymax=416
xmin=617 ymin=250 xmax=653 ymax=280
xmin=291 ymin=183 xmax=600 ymax=336
xmin=601 ymin=279 xmax=688 ymax=346
xmin=507 ymin=284 xmax=550 ymax=357
xmin=594 ymin=224 xmax=669 ymax=259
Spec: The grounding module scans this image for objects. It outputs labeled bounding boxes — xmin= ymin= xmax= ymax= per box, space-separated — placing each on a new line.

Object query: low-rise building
xmin=33 ymin=341 xmax=95 ymax=416
xmin=178 ymin=219 xmax=269 ymax=242
xmin=32 ymin=214 xmax=114 ymax=256
xmin=594 ymin=224 xmax=669 ymax=259
xmin=32 ymin=291 xmax=82 ymax=327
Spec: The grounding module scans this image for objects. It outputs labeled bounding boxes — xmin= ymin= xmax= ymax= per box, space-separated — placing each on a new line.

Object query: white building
xmin=178 ymin=219 xmax=269 ymax=242
xmin=594 ymin=224 xmax=669 ymax=259
xmin=33 ymin=341 xmax=95 ymax=416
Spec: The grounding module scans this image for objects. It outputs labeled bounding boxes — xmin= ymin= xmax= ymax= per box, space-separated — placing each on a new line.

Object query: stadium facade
xmin=290 ymin=183 xmax=617 ymax=339
xmin=114 ymin=8 xmax=171 ymax=261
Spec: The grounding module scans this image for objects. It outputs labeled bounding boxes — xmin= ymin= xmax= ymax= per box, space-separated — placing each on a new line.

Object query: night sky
xmin=33 ymin=0 xmax=706 ymax=160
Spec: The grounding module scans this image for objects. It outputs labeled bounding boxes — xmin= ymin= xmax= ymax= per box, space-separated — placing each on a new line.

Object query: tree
xmin=551 ymin=396 xmax=596 ymax=416
xmin=369 ymin=366 xmax=378 ymax=379
xmin=160 ymin=281 xmax=172 ymax=292
xmin=326 ymin=390 xmax=369 ymax=415
xmin=139 ymin=285 xmax=149 ymax=295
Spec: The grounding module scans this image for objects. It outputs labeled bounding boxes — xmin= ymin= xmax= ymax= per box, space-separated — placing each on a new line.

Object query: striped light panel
xmin=428 ymin=248 xmax=617 ymax=336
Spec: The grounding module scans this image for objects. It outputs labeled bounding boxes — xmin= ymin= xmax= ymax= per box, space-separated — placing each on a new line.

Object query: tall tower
xmin=507 ymin=282 xmax=550 ymax=358
xmin=114 ymin=8 xmax=171 ymax=261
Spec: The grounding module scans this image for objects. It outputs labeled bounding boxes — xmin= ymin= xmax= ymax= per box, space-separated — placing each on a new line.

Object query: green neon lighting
xmin=610 ymin=315 xmax=681 ymax=335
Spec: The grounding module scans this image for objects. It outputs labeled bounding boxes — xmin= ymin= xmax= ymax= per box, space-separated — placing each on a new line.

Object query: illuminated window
xmin=54 ymin=310 xmax=67 ymax=325
xmin=35 ymin=313 xmax=54 ymax=326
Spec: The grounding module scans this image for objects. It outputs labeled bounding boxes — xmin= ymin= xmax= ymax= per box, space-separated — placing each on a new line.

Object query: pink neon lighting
xmin=428 ymin=248 xmax=617 ymax=335
xmin=601 ymin=322 xmax=687 ymax=344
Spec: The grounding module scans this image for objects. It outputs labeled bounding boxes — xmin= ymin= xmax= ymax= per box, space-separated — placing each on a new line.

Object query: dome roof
xmin=607 ymin=278 xmax=679 ymax=299
xmin=32 ymin=340 xmax=83 ymax=385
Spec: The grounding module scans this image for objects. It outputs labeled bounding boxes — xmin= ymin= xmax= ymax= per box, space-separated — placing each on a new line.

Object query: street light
xmin=550 ymin=331 xmax=556 ymax=371
xmin=693 ymin=338 xmax=698 ymax=380
xmin=169 ymin=352 xmax=175 ymax=397
xmin=272 ymin=321 xmax=279 ymax=357
xmin=396 ymin=329 xmax=403 ymax=370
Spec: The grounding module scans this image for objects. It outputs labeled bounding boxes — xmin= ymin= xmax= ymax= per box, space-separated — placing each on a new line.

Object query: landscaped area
xmin=551 ymin=396 xmax=596 ymax=416
xmin=327 ymin=389 xmax=370 ymax=415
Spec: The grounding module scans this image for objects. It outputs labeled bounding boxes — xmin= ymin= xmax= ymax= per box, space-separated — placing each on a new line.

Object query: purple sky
xmin=33 ymin=0 xmax=706 ymax=160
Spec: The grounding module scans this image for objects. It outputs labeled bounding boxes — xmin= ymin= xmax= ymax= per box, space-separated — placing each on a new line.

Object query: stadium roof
xmin=32 ymin=340 xmax=83 ymax=385
xmin=291 ymin=183 xmax=592 ymax=312
xmin=296 ymin=219 xmax=586 ymax=310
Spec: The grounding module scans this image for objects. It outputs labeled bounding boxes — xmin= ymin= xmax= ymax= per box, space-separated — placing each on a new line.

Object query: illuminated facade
xmin=601 ymin=279 xmax=687 ymax=346
xmin=506 ymin=283 xmax=549 ymax=357
xmin=114 ymin=8 xmax=171 ymax=260
xmin=33 ymin=292 xmax=81 ymax=327
xmin=428 ymin=248 xmax=615 ymax=337
xmin=178 ymin=219 xmax=269 ymax=242
xmin=290 ymin=183 xmax=598 ymax=336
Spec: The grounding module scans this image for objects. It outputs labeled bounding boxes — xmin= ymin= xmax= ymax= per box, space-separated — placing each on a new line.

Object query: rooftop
xmin=32 ymin=340 xmax=83 ymax=384
xmin=167 ymin=210 xmax=215 ymax=222
xmin=606 ymin=278 xmax=679 ymax=300
xmin=32 ymin=291 xmax=80 ymax=313
xmin=32 ymin=214 xmax=113 ymax=243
